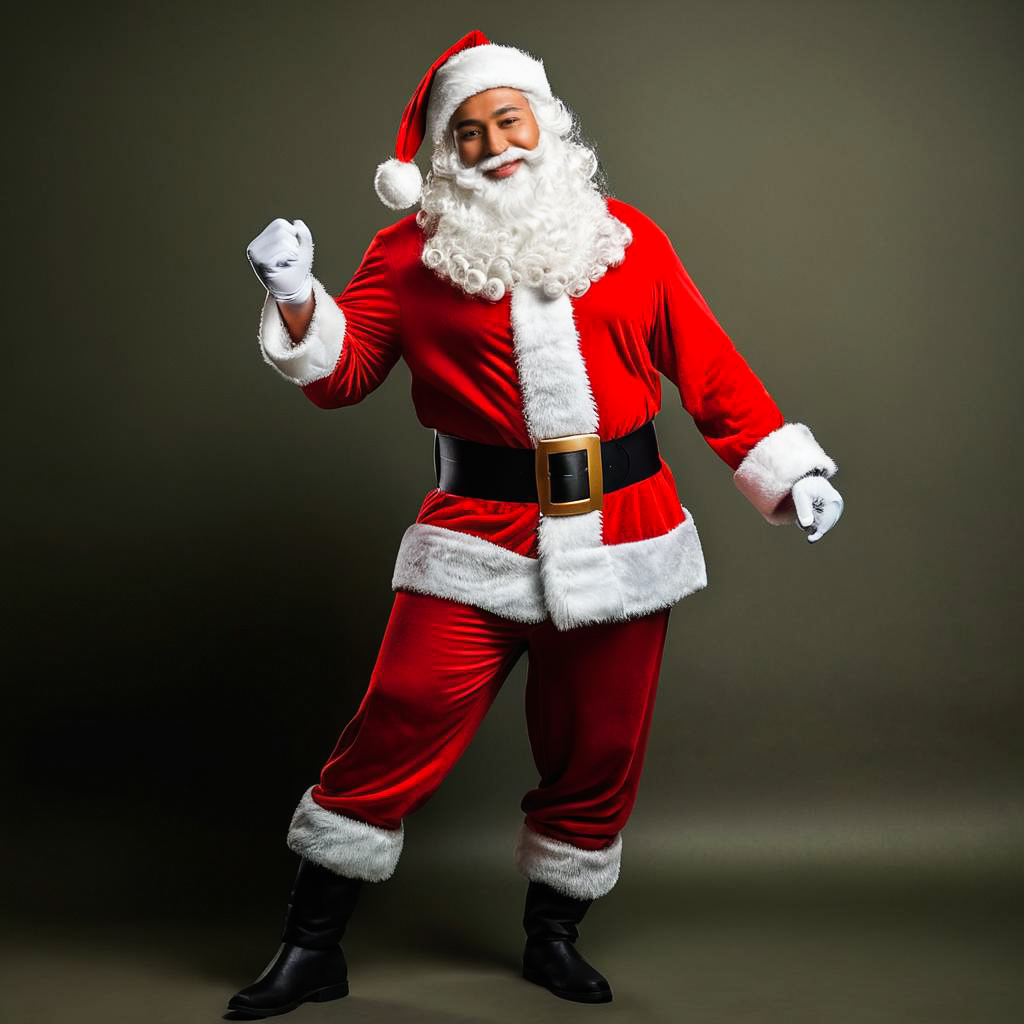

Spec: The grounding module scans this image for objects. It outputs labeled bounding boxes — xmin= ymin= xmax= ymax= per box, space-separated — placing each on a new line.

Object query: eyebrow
xmin=454 ymin=105 xmax=524 ymax=131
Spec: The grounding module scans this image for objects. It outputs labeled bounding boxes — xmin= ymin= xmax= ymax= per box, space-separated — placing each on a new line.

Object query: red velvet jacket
xmin=258 ymin=198 xmax=838 ymax=630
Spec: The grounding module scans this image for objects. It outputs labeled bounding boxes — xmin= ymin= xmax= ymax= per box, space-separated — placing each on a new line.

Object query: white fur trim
xmin=733 ymin=422 xmax=839 ymax=525
xmin=509 ymin=285 xmax=599 ymax=441
xmin=536 ymin=510 xmax=618 ymax=627
xmin=514 ymin=822 xmax=622 ymax=900
xmin=391 ymin=522 xmax=548 ymax=624
xmin=608 ymin=510 xmax=708 ymax=616
xmin=374 ymin=157 xmax=423 ymax=210
xmin=286 ymin=785 xmax=404 ymax=882
xmin=540 ymin=506 xmax=708 ymax=630
xmin=391 ymin=508 xmax=708 ymax=632
xmin=259 ymin=277 xmax=346 ymax=387
xmin=426 ymin=43 xmax=553 ymax=147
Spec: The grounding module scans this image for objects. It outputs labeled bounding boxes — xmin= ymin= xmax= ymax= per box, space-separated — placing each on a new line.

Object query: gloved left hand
xmin=791 ymin=475 xmax=844 ymax=543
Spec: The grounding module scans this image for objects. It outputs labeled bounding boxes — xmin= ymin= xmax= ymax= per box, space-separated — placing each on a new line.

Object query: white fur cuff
xmin=258 ymin=277 xmax=346 ymax=387
xmin=514 ymin=822 xmax=622 ymax=900
xmin=286 ymin=785 xmax=404 ymax=882
xmin=733 ymin=422 xmax=838 ymax=525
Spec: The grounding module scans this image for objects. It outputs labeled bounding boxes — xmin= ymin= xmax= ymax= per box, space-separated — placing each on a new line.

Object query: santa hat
xmin=373 ymin=30 xmax=554 ymax=211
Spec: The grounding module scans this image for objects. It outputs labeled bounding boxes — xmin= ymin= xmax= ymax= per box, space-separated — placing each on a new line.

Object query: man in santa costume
xmin=227 ymin=29 xmax=843 ymax=1019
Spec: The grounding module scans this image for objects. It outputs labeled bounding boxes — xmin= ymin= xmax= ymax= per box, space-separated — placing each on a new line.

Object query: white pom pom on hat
xmin=374 ymin=158 xmax=424 ymax=211
xmin=372 ymin=28 xmax=553 ymax=210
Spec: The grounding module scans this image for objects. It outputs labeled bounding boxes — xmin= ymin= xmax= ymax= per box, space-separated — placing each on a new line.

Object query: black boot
xmin=224 ymin=857 xmax=364 ymax=1020
xmin=521 ymin=879 xmax=613 ymax=1003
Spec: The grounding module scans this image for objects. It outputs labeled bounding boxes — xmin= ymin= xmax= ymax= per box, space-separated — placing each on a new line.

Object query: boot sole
xmin=522 ymin=967 xmax=613 ymax=1004
xmin=225 ymin=981 xmax=350 ymax=1019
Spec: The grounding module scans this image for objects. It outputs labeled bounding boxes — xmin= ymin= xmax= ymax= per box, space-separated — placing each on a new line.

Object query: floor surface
xmin=2 ymin=858 xmax=1020 ymax=1024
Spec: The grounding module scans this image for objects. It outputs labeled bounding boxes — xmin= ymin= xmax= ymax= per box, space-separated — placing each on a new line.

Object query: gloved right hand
xmin=246 ymin=218 xmax=314 ymax=304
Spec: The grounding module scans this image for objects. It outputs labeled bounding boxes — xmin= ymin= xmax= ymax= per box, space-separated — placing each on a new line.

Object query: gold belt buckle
xmin=534 ymin=433 xmax=604 ymax=517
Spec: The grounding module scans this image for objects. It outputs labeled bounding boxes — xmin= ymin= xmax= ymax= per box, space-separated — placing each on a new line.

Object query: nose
xmin=485 ymin=123 xmax=507 ymax=156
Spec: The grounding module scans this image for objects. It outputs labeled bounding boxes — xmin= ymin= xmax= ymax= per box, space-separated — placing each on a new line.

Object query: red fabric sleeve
xmin=301 ymin=233 xmax=404 ymax=409
xmin=647 ymin=228 xmax=785 ymax=471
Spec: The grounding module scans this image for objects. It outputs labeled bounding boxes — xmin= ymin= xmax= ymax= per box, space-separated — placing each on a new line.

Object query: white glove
xmin=246 ymin=218 xmax=314 ymax=304
xmin=791 ymin=474 xmax=844 ymax=543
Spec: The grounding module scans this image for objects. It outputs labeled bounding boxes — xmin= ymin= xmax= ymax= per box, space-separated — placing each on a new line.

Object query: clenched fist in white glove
xmin=791 ymin=474 xmax=844 ymax=543
xmin=246 ymin=218 xmax=314 ymax=305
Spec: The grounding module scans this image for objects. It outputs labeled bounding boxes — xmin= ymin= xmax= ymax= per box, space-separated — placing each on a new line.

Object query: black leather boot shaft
xmin=523 ymin=879 xmax=590 ymax=943
xmin=280 ymin=857 xmax=364 ymax=949
xmin=521 ymin=880 xmax=613 ymax=1004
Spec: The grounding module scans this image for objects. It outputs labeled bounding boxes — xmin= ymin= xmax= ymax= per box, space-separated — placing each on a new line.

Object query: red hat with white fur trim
xmin=373 ymin=30 xmax=554 ymax=211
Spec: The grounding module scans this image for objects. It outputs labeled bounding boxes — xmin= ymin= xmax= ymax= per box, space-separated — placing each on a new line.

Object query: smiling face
xmin=451 ymin=87 xmax=541 ymax=179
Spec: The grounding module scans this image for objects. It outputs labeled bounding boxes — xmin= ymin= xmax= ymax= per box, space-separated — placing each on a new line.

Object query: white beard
xmin=415 ymin=126 xmax=632 ymax=302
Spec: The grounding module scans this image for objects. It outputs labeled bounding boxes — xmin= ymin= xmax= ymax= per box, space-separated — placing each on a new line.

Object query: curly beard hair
xmin=415 ymin=92 xmax=633 ymax=302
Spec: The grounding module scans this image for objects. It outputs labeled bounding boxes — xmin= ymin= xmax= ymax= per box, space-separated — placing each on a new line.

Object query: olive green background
xmin=3 ymin=2 xmax=1021 ymax=1021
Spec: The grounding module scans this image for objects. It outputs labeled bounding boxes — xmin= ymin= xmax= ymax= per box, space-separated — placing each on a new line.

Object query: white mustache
xmin=445 ymin=131 xmax=552 ymax=195
xmin=476 ymin=144 xmax=542 ymax=175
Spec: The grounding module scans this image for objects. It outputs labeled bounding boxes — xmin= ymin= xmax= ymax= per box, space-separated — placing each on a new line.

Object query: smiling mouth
xmin=486 ymin=159 xmax=522 ymax=179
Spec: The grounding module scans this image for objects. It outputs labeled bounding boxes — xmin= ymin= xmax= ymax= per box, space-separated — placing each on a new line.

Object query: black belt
xmin=433 ymin=419 xmax=661 ymax=516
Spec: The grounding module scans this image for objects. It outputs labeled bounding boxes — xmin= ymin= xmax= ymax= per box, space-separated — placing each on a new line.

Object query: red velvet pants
xmin=308 ymin=590 xmax=671 ymax=854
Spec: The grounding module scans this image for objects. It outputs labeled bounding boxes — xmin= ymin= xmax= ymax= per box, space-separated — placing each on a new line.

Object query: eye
xmin=501 ymin=118 xmax=519 ymax=127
